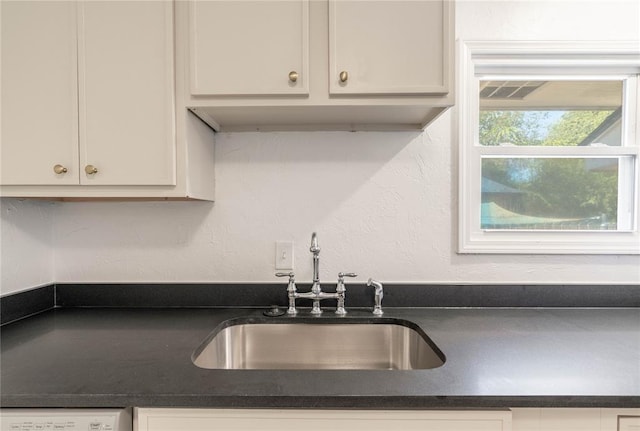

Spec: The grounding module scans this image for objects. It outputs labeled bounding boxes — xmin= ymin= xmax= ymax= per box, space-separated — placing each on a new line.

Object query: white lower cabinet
xmin=135 ymin=409 xmax=512 ymax=431
xmin=511 ymin=408 xmax=640 ymax=431
xmin=136 ymin=408 xmax=640 ymax=431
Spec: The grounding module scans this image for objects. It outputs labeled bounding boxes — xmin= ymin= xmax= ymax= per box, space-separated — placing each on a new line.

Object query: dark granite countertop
xmin=1 ymin=305 xmax=639 ymax=408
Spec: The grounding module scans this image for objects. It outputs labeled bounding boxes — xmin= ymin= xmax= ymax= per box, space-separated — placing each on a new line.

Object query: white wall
xmin=456 ymin=0 xmax=640 ymax=41
xmin=2 ymin=0 xmax=640 ymax=294
xmin=0 ymin=199 xmax=55 ymax=294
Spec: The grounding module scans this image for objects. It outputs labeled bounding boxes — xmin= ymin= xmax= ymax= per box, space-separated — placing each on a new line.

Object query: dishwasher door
xmin=0 ymin=408 xmax=132 ymax=431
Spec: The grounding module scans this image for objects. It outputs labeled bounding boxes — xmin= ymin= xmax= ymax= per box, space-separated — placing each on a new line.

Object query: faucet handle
xmin=335 ymin=272 xmax=355 ymax=316
xmin=277 ymin=272 xmax=298 ymax=316
xmin=276 ymin=271 xmax=295 ymax=285
xmin=276 ymin=272 xmax=297 ymax=295
xmin=337 ymin=272 xmax=357 ymax=293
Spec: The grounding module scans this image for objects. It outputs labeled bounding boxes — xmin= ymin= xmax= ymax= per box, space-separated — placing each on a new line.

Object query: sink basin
xmin=192 ymin=319 xmax=445 ymax=370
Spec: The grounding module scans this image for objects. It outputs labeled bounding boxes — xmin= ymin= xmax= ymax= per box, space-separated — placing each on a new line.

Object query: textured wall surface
xmin=2 ymin=0 xmax=639 ymax=294
xmin=0 ymin=199 xmax=54 ymax=294
xmin=51 ymin=123 xmax=640 ymax=285
xmin=456 ymin=0 xmax=640 ymax=41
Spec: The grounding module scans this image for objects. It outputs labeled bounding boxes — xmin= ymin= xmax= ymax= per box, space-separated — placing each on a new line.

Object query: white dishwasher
xmin=0 ymin=408 xmax=131 ymax=431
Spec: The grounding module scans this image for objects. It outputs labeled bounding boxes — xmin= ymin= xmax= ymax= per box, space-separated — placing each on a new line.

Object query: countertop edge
xmin=3 ymin=395 xmax=640 ymax=409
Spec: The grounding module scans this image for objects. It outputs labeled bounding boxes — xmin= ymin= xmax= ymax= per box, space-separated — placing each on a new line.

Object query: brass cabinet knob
xmin=288 ymin=71 xmax=298 ymax=83
xmin=53 ymin=164 xmax=68 ymax=174
xmin=339 ymin=71 xmax=349 ymax=83
xmin=85 ymin=164 xmax=98 ymax=175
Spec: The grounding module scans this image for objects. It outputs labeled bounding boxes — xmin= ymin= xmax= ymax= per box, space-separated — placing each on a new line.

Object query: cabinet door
xmin=137 ymin=409 xmax=512 ymax=431
xmin=1 ymin=1 xmax=79 ymax=185
xmin=512 ymin=408 xmax=640 ymax=431
xmin=189 ymin=0 xmax=309 ymax=96
xmin=329 ymin=0 xmax=451 ymax=96
xmin=79 ymin=1 xmax=175 ymax=186
xmin=618 ymin=416 xmax=640 ymax=431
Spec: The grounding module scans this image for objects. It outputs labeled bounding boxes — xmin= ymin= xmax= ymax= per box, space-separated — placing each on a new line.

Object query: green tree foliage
xmin=543 ymin=110 xmax=613 ymax=147
xmin=526 ymin=158 xmax=617 ymax=219
xmin=478 ymin=111 xmax=546 ymax=146
xmin=479 ymin=110 xmax=618 ymax=226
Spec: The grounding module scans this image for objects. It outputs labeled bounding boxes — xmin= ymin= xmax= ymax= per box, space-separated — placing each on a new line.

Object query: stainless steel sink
xmin=192 ymin=320 xmax=445 ymax=370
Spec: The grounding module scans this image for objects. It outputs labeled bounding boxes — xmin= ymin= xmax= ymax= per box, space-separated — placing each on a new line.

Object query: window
xmin=458 ymin=42 xmax=640 ymax=254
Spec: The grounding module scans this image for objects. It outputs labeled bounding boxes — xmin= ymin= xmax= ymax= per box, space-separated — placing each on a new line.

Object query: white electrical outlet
xmin=275 ymin=241 xmax=294 ymax=270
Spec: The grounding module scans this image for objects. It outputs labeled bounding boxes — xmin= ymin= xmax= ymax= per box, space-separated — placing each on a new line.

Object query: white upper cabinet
xmin=1 ymin=1 xmax=79 ymax=185
xmin=1 ymin=1 xmax=174 ymax=188
xmin=329 ymin=0 xmax=450 ymax=96
xmin=190 ymin=0 xmax=309 ymax=96
xmin=184 ymin=0 xmax=454 ymax=131
xmin=1 ymin=1 xmax=216 ymax=200
xmin=78 ymin=1 xmax=176 ymax=186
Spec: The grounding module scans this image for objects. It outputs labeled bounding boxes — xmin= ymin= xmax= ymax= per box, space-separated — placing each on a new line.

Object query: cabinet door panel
xmin=79 ymin=1 xmax=175 ymax=186
xmin=512 ymin=408 xmax=640 ymax=431
xmin=137 ymin=409 xmax=511 ymax=431
xmin=1 ymin=1 xmax=79 ymax=185
xmin=618 ymin=416 xmax=640 ymax=431
xmin=329 ymin=0 xmax=450 ymax=96
xmin=189 ymin=0 xmax=309 ymax=96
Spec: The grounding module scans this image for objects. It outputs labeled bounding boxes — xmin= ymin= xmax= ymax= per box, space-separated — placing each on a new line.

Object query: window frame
xmin=458 ymin=41 xmax=640 ymax=254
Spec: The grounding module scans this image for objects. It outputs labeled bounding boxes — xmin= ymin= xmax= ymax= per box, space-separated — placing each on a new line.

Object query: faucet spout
xmin=310 ymin=232 xmax=321 ymax=297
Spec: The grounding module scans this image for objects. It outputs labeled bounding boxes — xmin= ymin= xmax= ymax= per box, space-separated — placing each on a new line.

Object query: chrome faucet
xmin=276 ymin=232 xmax=356 ymax=315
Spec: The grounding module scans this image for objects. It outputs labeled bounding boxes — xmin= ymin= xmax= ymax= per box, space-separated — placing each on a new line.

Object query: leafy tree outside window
xmin=479 ymin=109 xmax=620 ymax=229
